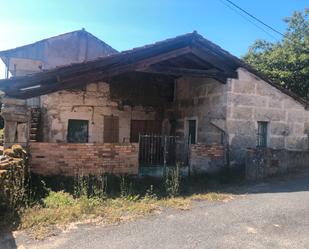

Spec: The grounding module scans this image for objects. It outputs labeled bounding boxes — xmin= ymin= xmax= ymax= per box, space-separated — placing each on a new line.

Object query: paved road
xmin=3 ymin=171 xmax=309 ymax=249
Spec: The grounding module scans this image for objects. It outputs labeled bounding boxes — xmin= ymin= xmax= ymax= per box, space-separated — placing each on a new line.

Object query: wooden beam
xmin=191 ymin=46 xmax=236 ymax=74
xmin=9 ymin=80 xmax=86 ymax=99
xmin=137 ymin=66 xmax=237 ymax=83
xmin=137 ymin=66 xmax=227 ymax=76
xmin=4 ymin=47 xmax=192 ymax=93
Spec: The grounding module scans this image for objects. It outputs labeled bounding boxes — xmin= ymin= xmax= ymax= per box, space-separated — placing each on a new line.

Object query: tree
xmin=243 ymin=10 xmax=309 ymax=100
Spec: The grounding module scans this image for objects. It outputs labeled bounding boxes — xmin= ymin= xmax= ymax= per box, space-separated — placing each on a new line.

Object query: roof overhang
xmin=0 ymin=31 xmax=307 ymax=109
xmin=0 ymin=32 xmax=241 ymax=99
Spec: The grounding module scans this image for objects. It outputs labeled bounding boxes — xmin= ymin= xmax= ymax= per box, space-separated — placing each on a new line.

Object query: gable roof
xmin=0 ymin=31 xmax=308 ymax=109
xmin=0 ymin=29 xmax=117 ymax=59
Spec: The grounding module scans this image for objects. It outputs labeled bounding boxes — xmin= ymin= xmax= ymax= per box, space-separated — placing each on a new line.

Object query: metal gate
xmin=139 ymin=134 xmax=189 ymax=167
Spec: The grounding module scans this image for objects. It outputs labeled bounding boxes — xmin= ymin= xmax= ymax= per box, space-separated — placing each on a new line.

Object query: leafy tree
xmin=243 ymin=9 xmax=309 ymax=100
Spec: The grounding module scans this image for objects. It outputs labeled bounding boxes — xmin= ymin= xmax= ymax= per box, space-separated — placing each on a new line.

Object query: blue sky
xmin=0 ymin=0 xmax=307 ymax=77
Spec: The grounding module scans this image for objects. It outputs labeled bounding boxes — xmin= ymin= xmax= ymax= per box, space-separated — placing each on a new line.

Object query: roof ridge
xmin=0 ymin=31 xmax=307 ymax=108
xmin=0 ymin=29 xmax=118 ymax=55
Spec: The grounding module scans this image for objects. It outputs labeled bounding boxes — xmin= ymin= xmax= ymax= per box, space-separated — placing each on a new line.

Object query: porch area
xmin=0 ymin=32 xmax=239 ymax=177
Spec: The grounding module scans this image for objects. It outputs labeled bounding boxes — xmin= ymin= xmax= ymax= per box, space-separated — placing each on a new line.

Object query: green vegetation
xmin=243 ymin=9 xmax=309 ymax=100
xmin=20 ymin=188 xmax=230 ymax=239
xmin=0 ymin=165 xmax=234 ymax=240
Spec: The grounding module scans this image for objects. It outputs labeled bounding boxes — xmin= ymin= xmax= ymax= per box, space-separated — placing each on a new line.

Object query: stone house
xmin=0 ymin=31 xmax=308 ymax=177
xmin=0 ymin=29 xmax=117 ymax=77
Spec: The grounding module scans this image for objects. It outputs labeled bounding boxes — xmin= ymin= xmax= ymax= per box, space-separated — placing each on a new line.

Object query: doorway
xmin=187 ymin=119 xmax=197 ymax=144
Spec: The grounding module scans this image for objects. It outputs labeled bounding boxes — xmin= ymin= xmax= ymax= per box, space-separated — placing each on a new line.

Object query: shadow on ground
xmin=218 ymin=169 xmax=309 ymax=196
xmin=0 ymin=232 xmax=17 ymax=249
xmin=0 ymin=211 xmax=20 ymax=249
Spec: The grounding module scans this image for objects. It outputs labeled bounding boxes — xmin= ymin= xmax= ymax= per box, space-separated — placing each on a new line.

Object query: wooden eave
xmin=0 ymin=31 xmax=307 ymax=109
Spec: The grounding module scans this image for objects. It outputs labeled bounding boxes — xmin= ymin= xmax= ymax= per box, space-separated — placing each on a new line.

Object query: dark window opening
xmin=188 ymin=120 xmax=197 ymax=144
xmin=130 ymin=120 xmax=161 ymax=143
xmin=104 ymin=115 xmax=119 ymax=143
xmin=67 ymin=119 xmax=89 ymax=143
xmin=257 ymin=121 xmax=268 ymax=148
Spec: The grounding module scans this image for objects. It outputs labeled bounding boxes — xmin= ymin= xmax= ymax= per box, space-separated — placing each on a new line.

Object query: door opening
xmin=187 ymin=120 xmax=196 ymax=144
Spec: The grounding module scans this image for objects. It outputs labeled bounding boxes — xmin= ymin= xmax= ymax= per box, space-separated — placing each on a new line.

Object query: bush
xmin=164 ymin=165 xmax=181 ymax=197
xmin=43 ymin=191 xmax=75 ymax=208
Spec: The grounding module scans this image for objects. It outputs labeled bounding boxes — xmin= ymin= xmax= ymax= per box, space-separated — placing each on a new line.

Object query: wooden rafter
xmin=136 ymin=65 xmax=236 ymax=82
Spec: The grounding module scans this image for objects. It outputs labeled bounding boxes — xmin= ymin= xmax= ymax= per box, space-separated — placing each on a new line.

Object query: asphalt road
xmin=3 ymin=171 xmax=309 ymax=249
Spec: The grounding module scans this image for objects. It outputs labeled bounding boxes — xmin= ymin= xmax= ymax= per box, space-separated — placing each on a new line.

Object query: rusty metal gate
xmin=138 ymin=134 xmax=189 ymax=167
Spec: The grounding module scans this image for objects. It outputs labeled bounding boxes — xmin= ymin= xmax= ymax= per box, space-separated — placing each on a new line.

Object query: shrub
xmin=120 ymin=175 xmax=133 ymax=197
xmin=164 ymin=165 xmax=181 ymax=197
xmin=43 ymin=191 xmax=75 ymax=208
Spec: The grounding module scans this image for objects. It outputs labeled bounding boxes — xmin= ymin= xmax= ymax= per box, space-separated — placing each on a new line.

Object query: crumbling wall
xmin=40 ymin=82 xmax=159 ymax=143
xmin=1 ymin=98 xmax=30 ymax=148
xmin=30 ymin=142 xmax=139 ymax=176
xmin=226 ymin=68 xmax=309 ymax=168
xmin=246 ymin=148 xmax=309 ymax=180
xmin=173 ymin=76 xmax=227 ymax=144
xmin=189 ymin=144 xmax=225 ymax=174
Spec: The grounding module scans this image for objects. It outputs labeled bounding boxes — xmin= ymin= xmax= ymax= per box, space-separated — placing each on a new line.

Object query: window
xmin=67 ymin=119 xmax=89 ymax=143
xmin=104 ymin=115 xmax=119 ymax=143
xmin=257 ymin=121 xmax=268 ymax=147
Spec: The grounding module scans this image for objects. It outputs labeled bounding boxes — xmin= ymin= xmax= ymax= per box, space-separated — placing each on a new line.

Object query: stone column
xmin=1 ymin=97 xmax=30 ymax=148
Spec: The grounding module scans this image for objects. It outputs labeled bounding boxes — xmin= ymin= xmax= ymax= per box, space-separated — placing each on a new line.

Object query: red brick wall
xmin=190 ymin=144 xmax=225 ymax=174
xmin=30 ymin=142 xmax=139 ymax=176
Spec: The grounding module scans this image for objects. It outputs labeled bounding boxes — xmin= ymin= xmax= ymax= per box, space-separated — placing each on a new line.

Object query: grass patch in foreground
xmin=19 ymin=190 xmax=232 ymax=239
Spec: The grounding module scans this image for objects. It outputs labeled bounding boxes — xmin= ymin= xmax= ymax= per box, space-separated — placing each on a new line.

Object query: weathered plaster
xmin=40 ymin=82 xmax=159 ymax=143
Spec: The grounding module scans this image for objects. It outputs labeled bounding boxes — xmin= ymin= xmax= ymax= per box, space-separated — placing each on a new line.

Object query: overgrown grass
xmin=20 ymin=190 xmax=231 ymax=239
xmin=1 ymin=166 xmax=239 ymax=240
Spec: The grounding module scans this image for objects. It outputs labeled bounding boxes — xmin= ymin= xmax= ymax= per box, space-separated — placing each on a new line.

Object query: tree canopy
xmin=243 ymin=9 xmax=309 ymax=100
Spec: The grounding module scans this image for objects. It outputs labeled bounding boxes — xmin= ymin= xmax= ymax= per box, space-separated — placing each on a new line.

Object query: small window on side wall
xmin=67 ymin=119 xmax=89 ymax=143
xmin=257 ymin=121 xmax=268 ymax=148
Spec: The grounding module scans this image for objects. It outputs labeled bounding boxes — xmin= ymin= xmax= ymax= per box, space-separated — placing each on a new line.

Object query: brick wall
xmin=30 ymin=142 xmax=139 ymax=176
xmin=189 ymin=144 xmax=225 ymax=174
xmin=245 ymin=148 xmax=309 ymax=180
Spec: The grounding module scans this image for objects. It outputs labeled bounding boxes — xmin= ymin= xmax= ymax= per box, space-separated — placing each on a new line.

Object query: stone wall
xmin=226 ymin=68 xmax=309 ymax=168
xmin=30 ymin=142 xmax=139 ymax=176
xmin=245 ymin=148 xmax=309 ymax=180
xmin=1 ymin=98 xmax=30 ymax=148
xmin=40 ymin=82 xmax=159 ymax=143
xmin=189 ymin=144 xmax=225 ymax=174
xmin=173 ymin=76 xmax=227 ymax=144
